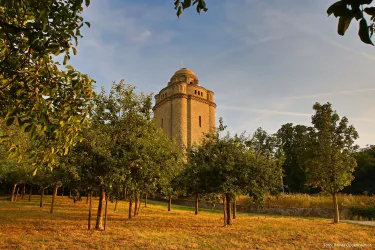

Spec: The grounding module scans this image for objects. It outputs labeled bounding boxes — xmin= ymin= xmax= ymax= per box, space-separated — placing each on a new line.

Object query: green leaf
xmin=364 ymin=7 xmax=375 ymax=16
xmin=84 ymin=21 xmax=91 ymax=28
xmin=358 ymin=18 xmax=374 ymax=45
xmin=63 ymin=55 xmax=68 ymax=65
xmin=85 ymin=0 xmax=90 ymax=7
xmin=72 ymin=47 xmax=77 ymax=55
xmin=327 ymin=1 xmax=344 ymax=16
xmin=6 ymin=117 xmax=15 ymax=126
xmin=32 ymin=168 xmax=38 ymax=176
xmin=182 ymin=0 xmax=192 ymax=9
xmin=177 ymin=6 xmax=182 ymax=18
xmin=338 ymin=16 xmax=352 ymax=36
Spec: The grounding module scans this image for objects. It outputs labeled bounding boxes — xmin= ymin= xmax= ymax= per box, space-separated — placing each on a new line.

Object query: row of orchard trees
xmin=68 ymin=81 xmax=184 ymax=230
xmin=0 ymin=81 xmax=184 ymax=230
xmin=179 ymin=120 xmax=283 ymax=226
xmin=0 ymin=90 xmax=359 ymax=227
xmin=179 ymin=102 xmax=359 ymax=225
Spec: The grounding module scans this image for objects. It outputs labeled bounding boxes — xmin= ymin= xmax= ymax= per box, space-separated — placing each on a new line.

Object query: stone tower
xmin=153 ymin=68 xmax=216 ymax=149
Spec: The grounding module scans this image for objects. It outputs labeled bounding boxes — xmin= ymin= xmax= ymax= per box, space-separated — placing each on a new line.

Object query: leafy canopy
xmin=306 ymin=102 xmax=359 ymax=194
xmin=0 ymin=0 xmax=94 ymax=166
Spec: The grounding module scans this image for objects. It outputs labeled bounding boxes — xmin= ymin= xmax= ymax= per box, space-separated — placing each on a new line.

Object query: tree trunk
xmin=137 ymin=193 xmax=141 ymax=215
xmin=10 ymin=183 xmax=17 ymax=202
xmin=223 ymin=196 xmax=227 ymax=227
xmin=21 ymin=184 xmax=26 ymax=199
xmin=333 ymin=192 xmax=339 ymax=224
xmin=95 ymin=185 xmax=105 ymax=230
xmin=28 ymin=186 xmax=32 ymax=202
xmin=61 ymin=186 xmax=64 ymax=197
xmin=134 ymin=193 xmax=138 ymax=217
xmin=168 ymin=196 xmax=172 ymax=212
xmin=69 ymin=190 xmax=72 ymax=199
xmin=128 ymin=199 xmax=133 ymax=219
xmin=40 ymin=187 xmax=44 ymax=208
xmin=195 ymin=193 xmax=199 ymax=215
xmin=50 ymin=183 xmax=58 ymax=213
xmin=114 ymin=200 xmax=118 ymax=211
xmin=144 ymin=192 xmax=148 ymax=208
xmin=15 ymin=187 xmax=19 ymax=201
xmin=233 ymin=199 xmax=237 ymax=219
xmin=124 ymin=187 xmax=127 ymax=200
xmin=88 ymin=192 xmax=92 ymax=230
xmin=226 ymin=192 xmax=232 ymax=225
xmin=86 ymin=194 xmax=89 ymax=204
xmin=104 ymin=194 xmax=108 ymax=231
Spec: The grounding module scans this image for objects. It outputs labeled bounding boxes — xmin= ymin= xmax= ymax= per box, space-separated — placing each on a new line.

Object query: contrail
xmin=221 ymin=106 xmax=375 ymax=124
xmin=283 ymin=88 xmax=375 ymax=100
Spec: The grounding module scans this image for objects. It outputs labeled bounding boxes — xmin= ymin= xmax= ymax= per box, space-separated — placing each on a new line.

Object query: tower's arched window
xmin=199 ymin=116 xmax=202 ymax=127
xmin=194 ymin=90 xmax=197 ymax=94
xmin=198 ymin=91 xmax=200 ymax=95
xmin=161 ymin=118 xmax=163 ymax=128
xmin=165 ymin=92 xmax=167 ymax=97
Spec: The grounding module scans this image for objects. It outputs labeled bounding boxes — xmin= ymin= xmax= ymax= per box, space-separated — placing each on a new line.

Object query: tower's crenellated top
xmin=154 ymin=67 xmax=216 ymax=108
xmin=168 ymin=68 xmax=199 ymax=86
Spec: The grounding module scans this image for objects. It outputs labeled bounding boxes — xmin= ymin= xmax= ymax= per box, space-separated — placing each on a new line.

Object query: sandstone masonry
xmin=153 ymin=68 xmax=216 ymax=149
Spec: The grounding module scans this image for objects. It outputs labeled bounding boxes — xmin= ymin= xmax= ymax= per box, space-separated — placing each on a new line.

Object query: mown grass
xmin=0 ymin=196 xmax=374 ymax=250
xmin=238 ymin=194 xmax=375 ymax=209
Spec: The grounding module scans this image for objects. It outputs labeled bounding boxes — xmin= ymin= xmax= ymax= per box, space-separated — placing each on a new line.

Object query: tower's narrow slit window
xmin=199 ymin=116 xmax=202 ymax=127
xmin=161 ymin=118 xmax=163 ymax=128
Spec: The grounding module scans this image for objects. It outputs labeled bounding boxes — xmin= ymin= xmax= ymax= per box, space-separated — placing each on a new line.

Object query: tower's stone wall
xmin=153 ymin=68 xmax=216 ymax=149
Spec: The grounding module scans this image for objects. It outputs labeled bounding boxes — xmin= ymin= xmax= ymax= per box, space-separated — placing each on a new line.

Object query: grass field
xmin=238 ymin=194 xmax=375 ymax=209
xmin=0 ymin=196 xmax=374 ymax=250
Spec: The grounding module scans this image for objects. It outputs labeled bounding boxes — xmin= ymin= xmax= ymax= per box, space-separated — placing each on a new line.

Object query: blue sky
xmin=68 ymin=0 xmax=375 ymax=147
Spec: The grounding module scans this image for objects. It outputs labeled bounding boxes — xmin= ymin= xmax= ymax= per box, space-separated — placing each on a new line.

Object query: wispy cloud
xmin=221 ymin=106 xmax=311 ymax=117
xmin=283 ymin=88 xmax=375 ymax=100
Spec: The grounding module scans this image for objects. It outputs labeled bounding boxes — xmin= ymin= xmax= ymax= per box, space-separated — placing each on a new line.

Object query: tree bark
xmin=88 ymin=192 xmax=92 ymax=230
xmin=61 ymin=186 xmax=64 ymax=197
xmin=114 ymin=200 xmax=118 ymax=211
xmin=134 ymin=193 xmax=138 ymax=217
xmin=223 ymin=196 xmax=227 ymax=227
xmin=144 ymin=192 xmax=148 ymax=208
xmin=333 ymin=192 xmax=340 ymax=224
xmin=40 ymin=187 xmax=44 ymax=208
xmin=168 ymin=196 xmax=172 ymax=212
xmin=128 ymin=199 xmax=133 ymax=219
xmin=104 ymin=195 xmax=108 ymax=231
xmin=137 ymin=193 xmax=141 ymax=215
xmin=15 ymin=187 xmax=19 ymax=201
xmin=28 ymin=186 xmax=32 ymax=202
xmin=233 ymin=199 xmax=237 ymax=219
xmin=86 ymin=194 xmax=89 ymax=204
xmin=195 ymin=193 xmax=199 ymax=215
xmin=50 ymin=183 xmax=58 ymax=213
xmin=124 ymin=187 xmax=127 ymax=200
xmin=21 ymin=184 xmax=26 ymax=199
xmin=95 ymin=185 xmax=105 ymax=230
xmin=226 ymin=192 xmax=232 ymax=225
xmin=69 ymin=190 xmax=72 ymax=199
xmin=10 ymin=183 xmax=17 ymax=202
